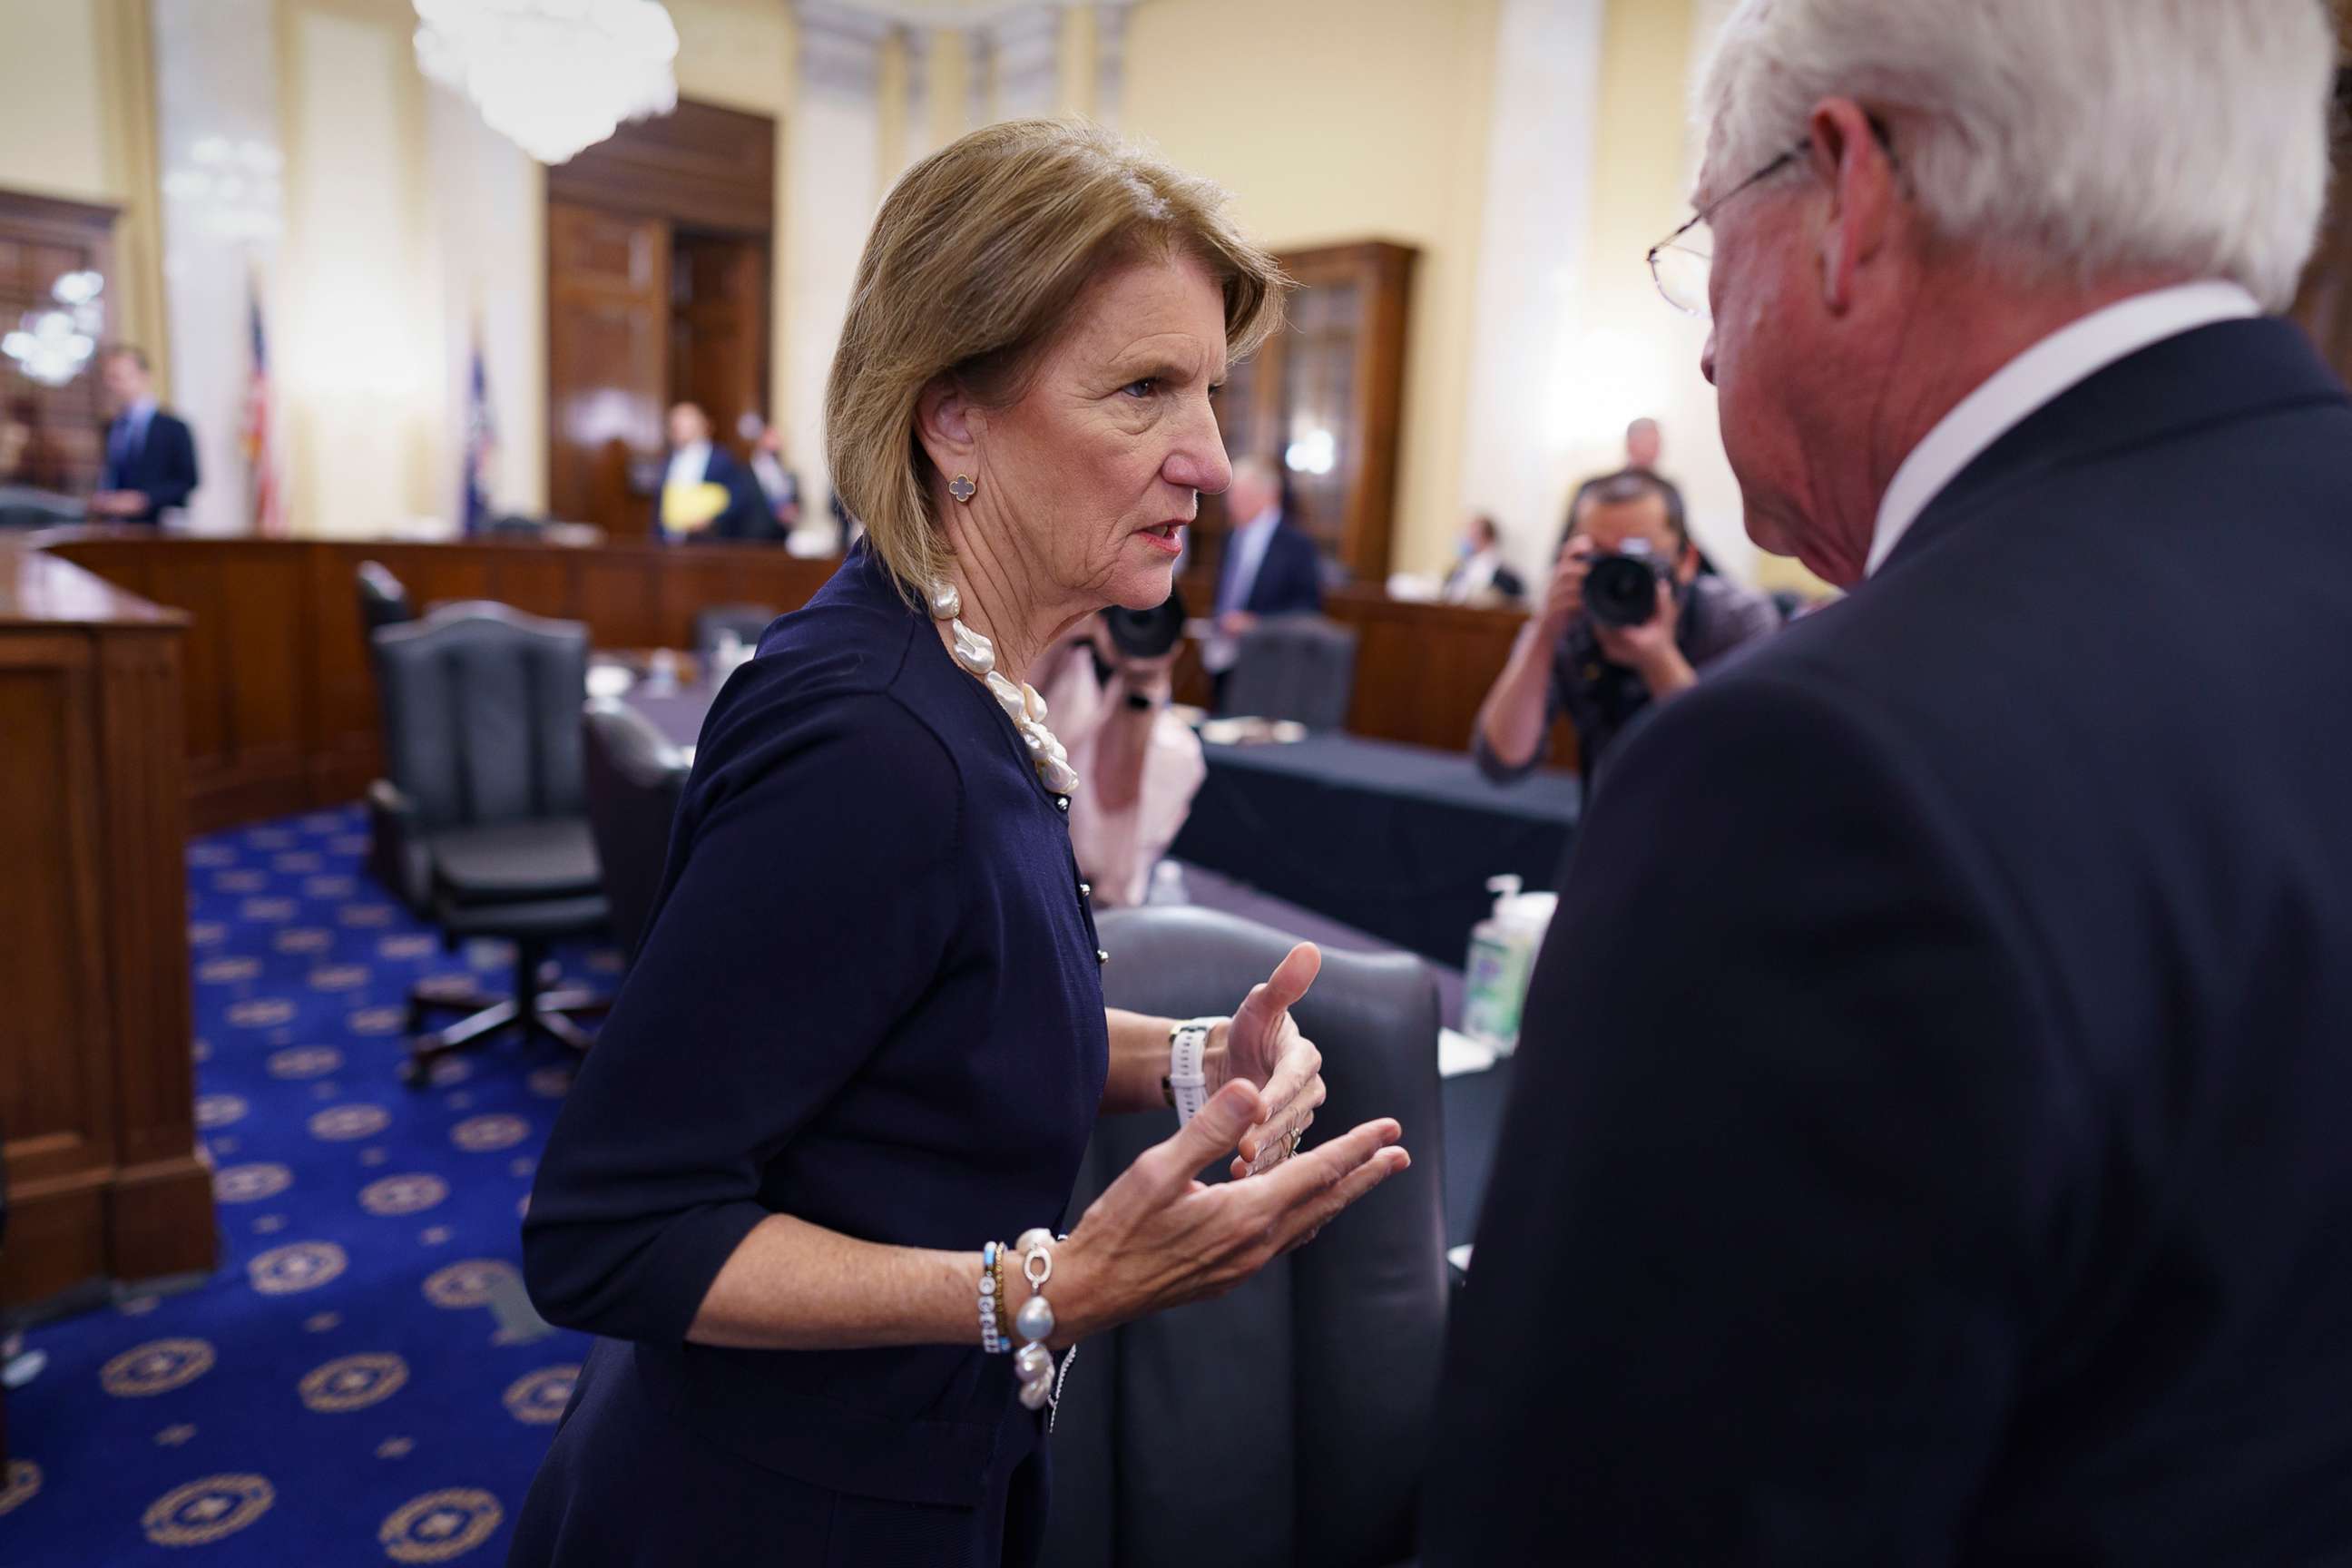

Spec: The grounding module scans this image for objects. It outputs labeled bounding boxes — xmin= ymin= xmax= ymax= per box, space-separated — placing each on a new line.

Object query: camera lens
xmin=1104 ymin=587 xmax=1189 ymax=660
xmin=1585 ymin=554 xmax=1660 ymax=628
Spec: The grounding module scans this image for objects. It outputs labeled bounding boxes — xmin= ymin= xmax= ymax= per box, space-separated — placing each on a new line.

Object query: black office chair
xmin=1040 ymin=906 xmax=1448 ymax=1568
xmin=581 ymin=697 xmax=690 ymax=964
xmin=358 ymin=563 xmax=420 ymax=902
xmin=691 ymin=603 xmax=778 ymax=663
xmin=0 ymin=486 xmax=85 ymax=531
xmin=1218 ymin=613 xmax=1360 ymax=730
xmin=357 ymin=560 xmax=415 ymax=640
xmin=368 ymin=603 xmax=611 ymax=1083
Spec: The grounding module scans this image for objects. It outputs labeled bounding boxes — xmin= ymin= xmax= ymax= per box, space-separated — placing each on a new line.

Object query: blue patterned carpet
xmin=2 ymin=804 xmax=614 ymax=1564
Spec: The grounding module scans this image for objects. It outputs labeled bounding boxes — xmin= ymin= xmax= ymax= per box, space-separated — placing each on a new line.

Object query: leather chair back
xmin=692 ymin=603 xmax=779 ymax=662
xmin=1041 ymin=906 xmax=1448 ymax=1568
xmin=372 ymin=603 xmax=590 ymax=832
xmin=581 ymin=697 xmax=689 ymax=962
xmin=357 ymin=560 xmax=414 ymax=642
xmin=1220 ymin=614 xmax=1359 ymax=730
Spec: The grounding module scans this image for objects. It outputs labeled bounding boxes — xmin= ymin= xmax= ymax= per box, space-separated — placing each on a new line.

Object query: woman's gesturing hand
xmin=1209 ymin=942 xmax=1326 ymax=1178
xmin=1048 ymin=1081 xmax=1408 ymax=1348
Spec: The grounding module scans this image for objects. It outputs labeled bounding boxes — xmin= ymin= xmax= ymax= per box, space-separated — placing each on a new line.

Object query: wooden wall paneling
xmin=484 ymin=544 xmax=576 ymax=620
xmin=307 ymin=542 xmax=382 ymax=807
xmin=548 ymin=202 xmax=671 ymax=534
xmin=546 ymin=100 xmax=778 ymax=237
xmin=575 ymin=550 xmax=664 ymax=650
xmin=0 ymin=632 xmax=118 ymax=1304
xmin=650 ymin=548 xmax=832 ymax=649
xmin=212 ymin=543 xmax=313 ymax=825
xmin=95 ymin=625 xmax=212 ymax=1280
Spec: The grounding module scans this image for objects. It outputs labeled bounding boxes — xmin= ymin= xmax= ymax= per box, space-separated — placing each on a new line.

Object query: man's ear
xmin=1808 ymin=97 xmax=1897 ymax=315
xmin=915 ymin=376 xmax=979 ymax=476
xmin=1675 ymin=542 xmax=1703 ymax=584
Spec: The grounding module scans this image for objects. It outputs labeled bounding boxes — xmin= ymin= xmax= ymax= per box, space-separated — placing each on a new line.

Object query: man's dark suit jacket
xmin=99 ymin=407 xmax=199 ymax=524
xmin=1216 ymin=514 xmax=1324 ymax=616
xmin=652 ymin=445 xmax=774 ymax=543
xmin=1424 ymin=317 xmax=2352 ymax=1565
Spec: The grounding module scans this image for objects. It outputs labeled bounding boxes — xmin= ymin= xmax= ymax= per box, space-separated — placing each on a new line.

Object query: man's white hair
xmin=1697 ymin=0 xmax=2336 ymax=310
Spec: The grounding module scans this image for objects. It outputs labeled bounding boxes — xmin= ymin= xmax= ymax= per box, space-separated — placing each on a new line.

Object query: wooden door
xmin=548 ymin=201 xmax=668 ymax=535
xmin=671 ymin=234 xmax=768 ymax=448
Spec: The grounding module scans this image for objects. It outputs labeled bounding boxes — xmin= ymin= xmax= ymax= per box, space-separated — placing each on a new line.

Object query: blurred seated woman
xmin=510 ymin=119 xmax=1412 ymax=1568
xmin=1032 ymin=612 xmax=1207 ymax=908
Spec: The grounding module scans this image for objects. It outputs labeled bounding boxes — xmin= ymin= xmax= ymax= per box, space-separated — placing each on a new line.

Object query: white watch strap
xmin=1169 ymin=1017 xmax=1218 ymax=1124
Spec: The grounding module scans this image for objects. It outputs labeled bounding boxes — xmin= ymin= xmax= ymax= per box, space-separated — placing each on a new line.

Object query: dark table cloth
xmin=1170 ymin=732 xmax=1580 ymax=965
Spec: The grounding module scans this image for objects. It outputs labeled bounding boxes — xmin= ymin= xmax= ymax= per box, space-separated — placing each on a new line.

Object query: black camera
xmin=1584 ymin=540 xmax=1671 ymax=629
xmin=1102 ymin=586 xmax=1189 ymax=661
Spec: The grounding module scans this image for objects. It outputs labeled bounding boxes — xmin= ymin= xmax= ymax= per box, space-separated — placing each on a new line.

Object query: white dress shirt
xmin=663 ymin=440 xmax=713 ymax=492
xmin=1867 ymin=280 xmax=2260 ymax=575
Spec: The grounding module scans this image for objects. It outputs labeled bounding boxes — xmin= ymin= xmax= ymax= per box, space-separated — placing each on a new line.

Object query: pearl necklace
xmin=928 ymin=580 xmax=1082 ymax=799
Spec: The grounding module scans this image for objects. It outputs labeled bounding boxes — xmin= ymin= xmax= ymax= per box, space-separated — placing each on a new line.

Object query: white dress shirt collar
xmin=1867 ymin=280 xmax=2260 ymax=575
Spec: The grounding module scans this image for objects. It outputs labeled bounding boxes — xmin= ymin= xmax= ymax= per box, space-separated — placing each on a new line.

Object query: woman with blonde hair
xmin=509 ymin=119 xmax=1411 ymax=1566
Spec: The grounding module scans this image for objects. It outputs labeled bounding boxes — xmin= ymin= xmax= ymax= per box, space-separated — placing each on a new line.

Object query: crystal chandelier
xmin=414 ymin=0 xmax=679 ymax=166
xmin=3 ymin=270 xmax=104 ymax=388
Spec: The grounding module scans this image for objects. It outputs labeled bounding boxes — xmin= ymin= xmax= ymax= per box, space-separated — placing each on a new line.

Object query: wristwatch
xmin=1167 ymin=1018 xmax=1217 ymax=1124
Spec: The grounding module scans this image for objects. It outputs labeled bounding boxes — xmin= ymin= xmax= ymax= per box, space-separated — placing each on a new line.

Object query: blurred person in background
xmin=1200 ymin=455 xmax=1321 ymax=701
xmin=89 ymin=345 xmax=197 ymax=524
xmin=1442 ymin=512 xmax=1526 ymax=604
xmin=742 ymin=414 xmax=803 ymax=536
xmin=1033 ymin=611 xmax=1208 ymax=908
xmin=1622 ymin=414 xmax=1663 ymax=471
xmin=1429 ymin=1 xmax=2352 ymax=1562
xmin=1475 ymin=467 xmax=1776 ymax=791
xmin=654 ymin=401 xmax=762 ymax=542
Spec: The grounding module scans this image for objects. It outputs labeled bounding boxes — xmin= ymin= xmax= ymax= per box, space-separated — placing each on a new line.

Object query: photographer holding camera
xmin=1033 ymin=589 xmax=1209 ymax=907
xmin=1475 ymin=468 xmax=1779 ymax=794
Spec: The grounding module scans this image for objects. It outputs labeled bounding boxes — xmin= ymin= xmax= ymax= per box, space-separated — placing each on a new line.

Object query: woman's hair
xmin=826 ymin=118 xmax=1288 ymax=605
xmin=1695 ymin=0 xmax=2331 ymax=310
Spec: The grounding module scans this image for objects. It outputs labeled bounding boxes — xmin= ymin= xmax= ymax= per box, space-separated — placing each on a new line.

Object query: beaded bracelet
xmin=978 ymin=1240 xmax=1006 ymax=1355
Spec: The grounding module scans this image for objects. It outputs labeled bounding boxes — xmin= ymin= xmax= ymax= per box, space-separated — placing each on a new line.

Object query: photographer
xmin=1475 ymin=468 xmax=1779 ymax=791
xmin=1033 ymin=593 xmax=1208 ymax=907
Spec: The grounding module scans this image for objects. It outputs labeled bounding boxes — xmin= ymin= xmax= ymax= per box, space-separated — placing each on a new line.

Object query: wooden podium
xmin=0 ymin=540 xmax=214 ymax=1310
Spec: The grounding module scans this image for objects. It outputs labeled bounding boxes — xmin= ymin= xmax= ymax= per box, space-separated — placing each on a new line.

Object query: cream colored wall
xmin=1119 ymin=0 xmax=1503 ymax=578
xmin=0 ymin=0 xmax=115 ymax=202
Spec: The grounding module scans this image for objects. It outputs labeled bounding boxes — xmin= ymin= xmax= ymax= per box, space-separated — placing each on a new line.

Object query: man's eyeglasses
xmin=1646 ymin=139 xmax=1809 ymax=319
xmin=1648 ymin=121 xmax=1895 ymax=319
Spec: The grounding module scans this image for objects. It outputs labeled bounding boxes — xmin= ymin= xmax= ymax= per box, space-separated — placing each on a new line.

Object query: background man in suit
xmin=90 ymin=345 xmax=197 ymax=524
xmin=742 ymin=416 xmax=801 ymax=538
xmin=1201 ymin=455 xmax=1321 ymax=697
xmin=1623 ymin=414 xmax=1662 ymax=472
xmin=653 ymin=401 xmax=763 ymax=543
xmin=1426 ymin=2 xmax=2352 ymax=1563
xmin=1441 ymin=512 xmax=1525 ymax=605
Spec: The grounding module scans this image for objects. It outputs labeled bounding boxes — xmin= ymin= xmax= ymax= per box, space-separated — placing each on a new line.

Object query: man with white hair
xmin=1427 ymin=2 xmax=2352 ymax=1561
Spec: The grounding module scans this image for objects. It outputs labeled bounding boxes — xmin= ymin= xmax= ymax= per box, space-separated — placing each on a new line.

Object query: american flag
xmin=463 ymin=336 xmax=495 ymax=534
xmin=242 ymin=279 xmax=284 ymax=537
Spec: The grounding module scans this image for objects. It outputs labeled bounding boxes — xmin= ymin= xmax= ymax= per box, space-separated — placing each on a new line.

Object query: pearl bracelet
xmin=1009 ymin=1228 xmax=1073 ymax=1416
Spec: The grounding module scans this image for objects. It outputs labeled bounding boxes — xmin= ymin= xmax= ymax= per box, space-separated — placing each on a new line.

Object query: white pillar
xmin=987 ymin=5 xmax=1061 ymax=121
xmin=1455 ymin=0 xmax=1608 ymax=592
xmin=898 ymin=26 xmax=936 ymax=174
xmin=151 ymin=0 xmax=281 ymax=536
xmin=1093 ymin=1 xmax=1138 ymax=129
xmin=785 ymin=2 xmax=889 ymax=546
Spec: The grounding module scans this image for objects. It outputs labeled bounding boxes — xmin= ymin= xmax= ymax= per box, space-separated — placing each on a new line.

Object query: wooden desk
xmin=26 ymin=534 xmax=1567 ymax=840
xmin=37 ymin=531 xmax=841 ymax=835
xmin=0 ymin=540 xmax=214 ymax=1309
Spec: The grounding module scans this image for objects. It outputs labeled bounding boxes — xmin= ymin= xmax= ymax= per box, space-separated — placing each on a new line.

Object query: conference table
xmin=1173 ymin=730 xmax=1582 ymax=965
xmin=617 ymin=665 xmax=1517 ymax=1251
